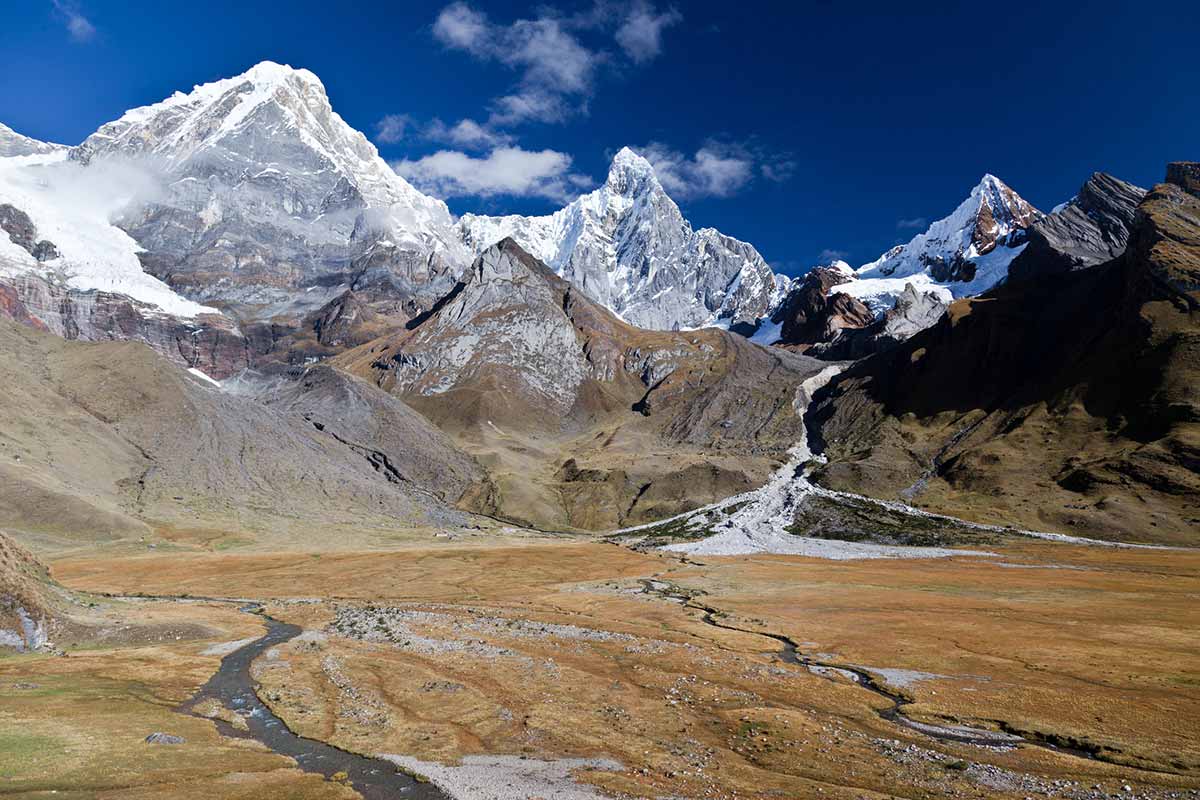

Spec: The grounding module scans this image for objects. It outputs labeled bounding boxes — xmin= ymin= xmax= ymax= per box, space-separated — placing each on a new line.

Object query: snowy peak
xmin=458 ymin=146 xmax=780 ymax=331
xmin=605 ymin=146 xmax=661 ymax=195
xmin=75 ymin=60 xmax=330 ymax=165
xmin=826 ymin=176 xmax=1041 ymax=320
xmin=966 ymin=174 xmax=1040 ymax=257
xmin=71 ymin=60 xmax=453 ymax=230
xmin=857 ymin=174 xmax=1040 ymax=285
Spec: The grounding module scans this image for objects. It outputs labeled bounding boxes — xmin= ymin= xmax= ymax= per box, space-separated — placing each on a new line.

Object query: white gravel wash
xmin=856 ymin=666 xmax=950 ymax=688
xmin=658 ymin=366 xmax=995 ymax=560
xmin=200 ymin=637 xmax=258 ymax=656
xmin=381 ymin=754 xmax=623 ymax=800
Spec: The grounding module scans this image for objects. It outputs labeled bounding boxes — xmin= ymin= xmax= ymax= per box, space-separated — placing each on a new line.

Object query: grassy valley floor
xmin=1 ymin=537 xmax=1192 ymax=799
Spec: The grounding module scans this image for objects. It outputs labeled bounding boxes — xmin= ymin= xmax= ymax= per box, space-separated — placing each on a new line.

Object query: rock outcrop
xmin=0 ymin=273 xmax=251 ymax=378
xmin=0 ymin=204 xmax=59 ymax=262
xmin=809 ymin=282 xmax=949 ymax=360
xmin=0 ymin=531 xmax=58 ymax=652
xmin=770 ymin=262 xmax=874 ymax=347
xmin=1008 ymin=172 xmax=1145 ymax=283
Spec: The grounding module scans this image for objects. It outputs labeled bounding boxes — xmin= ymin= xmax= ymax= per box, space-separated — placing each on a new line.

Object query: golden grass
xmin=44 ymin=538 xmax=1200 ymax=798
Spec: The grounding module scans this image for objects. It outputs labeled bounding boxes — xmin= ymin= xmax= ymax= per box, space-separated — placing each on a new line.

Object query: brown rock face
xmin=969 ymin=180 xmax=1039 ymax=256
xmin=1132 ymin=164 xmax=1200 ymax=308
xmin=773 ymin=266 xmax=874 ymax=347
xmin=0 ymin=274 xmax=252 ymax=379
xmin=0 ymin=283 xmax=48 ymax=332
xmin=1166 ymin=162 xmax=1200 ymax=197
xmin=808 ymin=163 xmax=1200 ymax=545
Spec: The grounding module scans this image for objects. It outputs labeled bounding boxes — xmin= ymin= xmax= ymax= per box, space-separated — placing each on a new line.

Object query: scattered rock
xmin=144 ymin=732 xmax=185 ymax=745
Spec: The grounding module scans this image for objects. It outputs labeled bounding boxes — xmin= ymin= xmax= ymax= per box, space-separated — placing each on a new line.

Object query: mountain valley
xmin=1 ymin=56 xmax=1197 ymax=800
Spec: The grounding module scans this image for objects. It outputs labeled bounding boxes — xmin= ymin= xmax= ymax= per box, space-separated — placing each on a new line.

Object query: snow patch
xmin=0 ymin=152 xmax=215 ymax=317
xmin=186 ymin=367 xmax=222 ymax=388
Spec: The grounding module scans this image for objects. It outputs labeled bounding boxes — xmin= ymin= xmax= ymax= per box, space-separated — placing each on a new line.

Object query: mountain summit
xmin=847 ymin=174 xmax=1040 ymax=310
xmin=459 ymin=147 xmax=786 ymax=331
xmin=72 ymin=60 xmax=467 ymax=315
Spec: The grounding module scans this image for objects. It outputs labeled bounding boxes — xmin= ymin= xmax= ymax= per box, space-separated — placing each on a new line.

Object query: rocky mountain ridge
xmin=460 ymin=147 xmax=786 ymax=331
xmin=808 ymin=162 xmax=1200 ymax=544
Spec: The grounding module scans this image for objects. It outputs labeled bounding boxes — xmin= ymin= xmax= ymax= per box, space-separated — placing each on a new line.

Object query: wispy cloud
xmin=637 ymin=140 xmax=793 ymax=200
xmin=433 ymin=2 xmax=599 ymax=127
xmin=424 ymin=118 xmax=514 ymax=150
xmin=374 ymin=114 xmax=412 ymax=144
xmin=760 ymin=160 xmax=797 ymax=183
xmin=372 ymin=115 xmax=514 ymax=151
xmin=640 ymin=142 xmax=753 ymax=200
xmin=819 ymin=248 xmax=850 ymax=263
xmin=431 ymin=2 xmax=681 ymax=128
xmin=393 ymin=145 xmax=591 ymax=201
xmin=52 ymin=0 xmax=95 ymax=42
xmin=896 ymin=216 xmax=928 ymax=230
xmin=616 ymin=1 xmax=682 ymax=63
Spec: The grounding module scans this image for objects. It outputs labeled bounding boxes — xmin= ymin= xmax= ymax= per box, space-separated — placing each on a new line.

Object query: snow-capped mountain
xmin=459 ymin=147 xmax=787 ymax=331
xmin=72 ymin=61 xmax=468 ymax=314
xmin=838 ymin=174 xmax=1040 ymax=315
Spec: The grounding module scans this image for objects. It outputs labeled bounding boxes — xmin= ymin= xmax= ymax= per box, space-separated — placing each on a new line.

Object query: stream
xmin=637 ymin=579 xmax=1104 ymax=759
xmin=184 ymin=603 xmax=448 ymax=800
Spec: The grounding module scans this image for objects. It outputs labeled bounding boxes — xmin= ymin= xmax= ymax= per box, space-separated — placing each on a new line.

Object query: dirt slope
xmin=0 ymin=318 xmax=485 ymax=551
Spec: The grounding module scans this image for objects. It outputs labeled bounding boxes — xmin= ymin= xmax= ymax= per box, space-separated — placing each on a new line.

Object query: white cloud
xmin=52 ymin=0 xmax=95 ymax=42
xmin=639 ymin=142 xmax=754 ymax=200
xmin=393 ymin=146 xmax=590 ymax=201
xmin=430 ymin=2 xmax=680 ymax=127
xmin=488 ymin=89 xmax=575 ymax=126
xmin=374 ymin=114 xmax=412 ymax=144
xmin=819 ymin=248 xmax=850 ymax=263
xmin=425 ymin=118 xmax=514 ymax=150
xmin=432 ymin=2 xmax=488 ymax=49
xmin=616 ymin=2 xmax=682 ymax=64
xmin=433 ymin=3 xmax=599 ymax=126
xmin=635 ymin=139 xmax=795 ymax=199
xmin=896 ymin=216 xmax=928 ymax=230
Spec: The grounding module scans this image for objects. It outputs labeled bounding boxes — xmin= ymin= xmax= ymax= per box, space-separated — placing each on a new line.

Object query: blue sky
xmin=2 ymin=0 xmax=1197 ymax=275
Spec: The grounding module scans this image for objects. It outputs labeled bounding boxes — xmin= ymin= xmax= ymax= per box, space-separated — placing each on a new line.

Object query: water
xmin=185 ymin=604 xmax=448 ymax=800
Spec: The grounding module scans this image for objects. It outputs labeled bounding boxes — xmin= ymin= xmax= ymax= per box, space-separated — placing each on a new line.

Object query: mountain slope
xmin=0 ymin=530 xmax=62 ymax=651
xmin=0 ymin=317 xmax=486 ymax=550
xmin=336 ymin=239 xmax=827 ymax=530
xmin=808 ymin=162 xmax=1200 ymax=545
xmin=459 ymin=148 xmax=786 ymax=331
